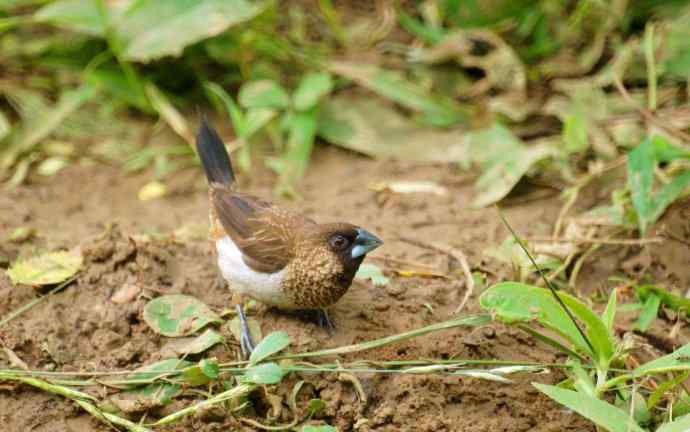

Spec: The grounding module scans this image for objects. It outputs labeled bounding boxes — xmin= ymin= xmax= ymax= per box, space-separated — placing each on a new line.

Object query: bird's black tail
xmin=196 ymin=118 xmax=235 ymax=185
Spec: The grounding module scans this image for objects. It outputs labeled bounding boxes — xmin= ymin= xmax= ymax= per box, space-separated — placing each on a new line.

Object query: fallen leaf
xmin=143 ymin=295 xmax=222 ymax=337
xmin=138 ymin=181 xmax=167 ymax=201
xmin=370 ymin=180 xmax=448 ymax=196
xmin=160 ymin=329 xmax=224 ymax=357
xmin=7 ymin=249 xmax=82 ymax=286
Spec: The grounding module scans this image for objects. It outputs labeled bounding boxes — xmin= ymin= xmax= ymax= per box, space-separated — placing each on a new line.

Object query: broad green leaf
xmin=651 ymin=136 xmax=690 ymax=162
xmin=7 ymin=250 xmax=82 ymax=286
xmin=318 ymin=96 xmax=468 ymax=162
xmin=243 ymin=362 xmax=285 ymax=385
xmin=302 ymin=426 xmax=337 ymax=432
xmin=143 ymin=295 xmax=222 ymax=337
xmin=657 ymin=413 xmax=690 ymax=432
xmin=355 ymin=263 xmax=390 ymax=286
xmin=636 ymin=294 xmax=660 ymax=332
xmin=118 ymin=0 xmax=267 ymax=61
xmin=293 ymin=73 xmax=333 ymax=111
xmin=328 ymin=61 xmax=471 ymax=127
xmin=480 ymin=282 xmax=614 ymax=364
xmin=238 ymin=80 xmax=290 ymax=110
xmin=637 ymin=285 xmax=690 ymax=319
xmin=533 ymin=383 xmax=645 ymax=432
xmin=250 ymin=331 xmax=290 ymax=366
xmin=467 ymin=125 xmax=556 ymax=207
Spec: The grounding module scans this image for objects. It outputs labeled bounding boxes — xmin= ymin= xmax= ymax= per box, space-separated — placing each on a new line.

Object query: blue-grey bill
xmin=351 ymin=228 xmax=383 ymax=258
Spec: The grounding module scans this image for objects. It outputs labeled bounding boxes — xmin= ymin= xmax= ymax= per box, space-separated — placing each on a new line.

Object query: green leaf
xmin=145 ymin=83 xmax=192 ymax=144
xmin=355 ymin=263 xmax=390 ymax=286
xmin=238 ymin=80 xmax=290 ymax=110
xmin=0 ymin=110 xmax=10 ymax=141
xmin=563 ymin=113 xmax=589 ymax=154
xmin=647 ymin=371 xmax=690 ymax=411
xmin=533 ymin=383 xmax=645 ymax=432
xmin=657 ymin=413 xmax=690 ymax=432
xmin=628 ymin=136 xmax=690 ymax=234
xmin=480 ymin=282 xmax=614 ymax=364
xmin=637 ymin=285 xmax=690 ymax=319
xmin=118 ymin=0 xmax=267 ymax=61
xmin=182 ymin=358 xmax=220 ymax=386
xmin=243 ymin=362 xmax=285 ymax=385
xmin=602 ymin=289 xmax=617 ymax=336
xmin=249 ymin=331 xmax=290 ymax=366
xmin=307 ymin=398 xmax=326 ymax=416
xmin=0 ymin=85 xmax=96 ymax=173
xmin=127 ymin=359 xmax=194 ymax=384
xmin=328 ymin=61 xmax=471 ymax=127
xmin=467 ymin=125 xmax=556 ymax=207
xmin=293 ymin=73 xmax=333 ymax=111
xmin=302 ymin=426 xmax=337 ymax=432
xmin=34 ymin=0 xmax=107 ymax=36
xmin=161 ymin=329 xmax=224 ymax=357
xmin=628 ymin=137 xmax=656 ymax=234
xmin=143 ymin=295 xmax=222 ymax=337
xmin=7 ymin=250 xmax=82 ymax=286
xmin=318 ymin=96 xmax=468 ymax=162
xmin=636 ymin=294 xmax=660 ymax=332
xmin=204 ymin=81 xmax=246 ymax=134
xmin=634 ymin=342 xmax=690 ymax=375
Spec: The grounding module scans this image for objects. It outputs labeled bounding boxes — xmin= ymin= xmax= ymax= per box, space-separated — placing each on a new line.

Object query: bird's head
xmin=300 ymin=222 xmax=383 ymax=286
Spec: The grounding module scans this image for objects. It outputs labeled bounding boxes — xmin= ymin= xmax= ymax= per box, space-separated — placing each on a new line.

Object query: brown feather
xmin=210 ymin=183 xmax=315 ymax=273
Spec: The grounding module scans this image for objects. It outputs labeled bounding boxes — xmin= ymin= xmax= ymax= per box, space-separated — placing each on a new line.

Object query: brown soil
xmin=1 ymin=147 xmax=688 ymax=431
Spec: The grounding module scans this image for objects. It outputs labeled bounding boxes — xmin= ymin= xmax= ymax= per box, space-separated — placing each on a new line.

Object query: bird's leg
xmin=236 ymin=304 xmax=255 ymax=358
xmin=213 ymin=269 xmax=227 ymax=291
xmin=316 ymin=309 xmax=336 ymax=335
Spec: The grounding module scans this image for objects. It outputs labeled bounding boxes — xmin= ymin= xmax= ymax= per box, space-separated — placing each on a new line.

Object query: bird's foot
xmin=236 ymin=304 xmax=255 ymax=358
xmin=316 ymin=309 xmax=336 ymax=336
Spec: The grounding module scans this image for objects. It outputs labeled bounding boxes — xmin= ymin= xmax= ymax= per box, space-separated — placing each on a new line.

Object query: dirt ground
xmin=1 ymin=146 xmax=689 ymax=431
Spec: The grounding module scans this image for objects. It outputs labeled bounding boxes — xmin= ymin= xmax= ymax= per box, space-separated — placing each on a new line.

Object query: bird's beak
xmin=351 ymin=229 xmax=383 ymax=259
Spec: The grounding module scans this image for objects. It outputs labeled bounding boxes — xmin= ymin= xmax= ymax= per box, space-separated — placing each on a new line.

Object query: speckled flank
xmin=282 ymin=237 xmax=351 ymax=309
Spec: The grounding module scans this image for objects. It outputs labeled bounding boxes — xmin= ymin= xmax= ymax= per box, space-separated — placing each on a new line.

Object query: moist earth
xmin=1 ymin=147 xmax=688 ymax=431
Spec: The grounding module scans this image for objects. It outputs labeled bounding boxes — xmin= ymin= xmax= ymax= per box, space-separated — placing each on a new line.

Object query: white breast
xmin=216 ymin=236 xmax=289 ymax=306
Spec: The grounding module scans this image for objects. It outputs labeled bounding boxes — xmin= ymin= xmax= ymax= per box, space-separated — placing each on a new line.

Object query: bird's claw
xmin=236 ymin=304 xmax=255 ymax=358
xmin=317 ymin=309 xmax=336 ymax=336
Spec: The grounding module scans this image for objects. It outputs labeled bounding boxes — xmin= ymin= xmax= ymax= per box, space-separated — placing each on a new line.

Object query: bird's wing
xmin=210 ymin=184 xmax=312 ymax=273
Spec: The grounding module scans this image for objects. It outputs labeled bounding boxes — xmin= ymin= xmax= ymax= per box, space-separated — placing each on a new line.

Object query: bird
xmin=196 ymin=119 xmax=383 ymax=356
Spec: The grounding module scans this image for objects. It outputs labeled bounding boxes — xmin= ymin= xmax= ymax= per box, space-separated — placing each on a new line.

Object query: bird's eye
xmin=329 ymin=234 xmax=349 ymax=251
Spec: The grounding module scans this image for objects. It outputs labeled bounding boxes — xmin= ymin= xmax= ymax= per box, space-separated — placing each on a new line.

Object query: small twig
xmin=526 ymin=236 xmax=664 ymax=246
xmin=613 ymin=75 xmax=690 ymax=144
xmin=398 ymin=236 xmax=475 ymax=313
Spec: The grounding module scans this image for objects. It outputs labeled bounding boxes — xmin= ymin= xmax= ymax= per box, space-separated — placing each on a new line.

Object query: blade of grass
xmin=0 ymin=275 xmax=77 ymax=329
xmin=277 ymin=315 xmax=490 ymax=359
xmin=496 ymin=208 xmax=596 ymax=357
